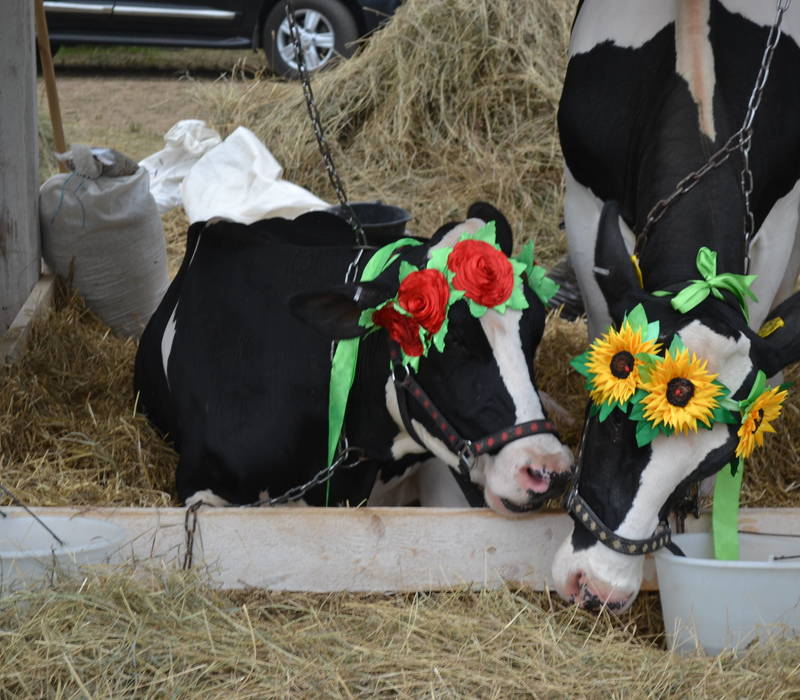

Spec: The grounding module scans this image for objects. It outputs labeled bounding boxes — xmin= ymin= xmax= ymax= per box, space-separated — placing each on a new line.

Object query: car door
xmin=44 ymin=0 xmax=116 ymax=38
xmin=109 ymin=1 xmax=254 ymax=46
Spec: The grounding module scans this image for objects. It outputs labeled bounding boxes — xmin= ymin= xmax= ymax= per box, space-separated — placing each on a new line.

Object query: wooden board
xmin=0 ymin=274 xmax=54 ymax=365
xmin=3 ymin=506 xmax=799 ymax=592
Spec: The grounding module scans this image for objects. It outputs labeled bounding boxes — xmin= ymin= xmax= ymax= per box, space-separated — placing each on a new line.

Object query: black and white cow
xmin=134 ymin=203 xmax=573 ymax=513
xmin=553 ymin=0 xmax=800 ymax=610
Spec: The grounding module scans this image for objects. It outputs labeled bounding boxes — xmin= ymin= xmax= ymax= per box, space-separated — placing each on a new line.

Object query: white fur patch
xmin=747 ymin=177 xmax=800 ymax=328
xmin=719 ymin=0 xmax=800 ymax=49
xmin=185 ymin=489 xmax=230 ymax=507
xmin=570 ymin=0 xmax=675 ymax=56
xmin=160 ymin=304 xmax=178 ymax=386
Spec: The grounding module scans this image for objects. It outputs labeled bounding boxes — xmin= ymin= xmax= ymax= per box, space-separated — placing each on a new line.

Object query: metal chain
xmin=638 ymin=0 xmax=791 ymax=265
xmin=245 ymin=445 xmax=368 ymax=507
xmin=284 ymin=0 xmax=366 ymax=251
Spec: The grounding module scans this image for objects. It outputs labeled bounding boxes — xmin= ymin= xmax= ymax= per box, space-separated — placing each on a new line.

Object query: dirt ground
xmin=41 ymin=46 xmax=262 ymax=164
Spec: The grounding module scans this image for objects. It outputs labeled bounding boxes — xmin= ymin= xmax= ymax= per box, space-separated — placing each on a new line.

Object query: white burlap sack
xmin=39 ymin=144 xmax=169 ymax=338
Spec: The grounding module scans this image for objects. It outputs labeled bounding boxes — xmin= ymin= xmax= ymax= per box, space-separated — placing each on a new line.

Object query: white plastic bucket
xmin=0 ymin=516 xmax=127 ymax=595
xmin=654 ymin=532 xmax=800 ymax=655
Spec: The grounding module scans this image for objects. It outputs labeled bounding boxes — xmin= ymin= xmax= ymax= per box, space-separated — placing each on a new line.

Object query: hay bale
xmin=202 ymin=0 xmax=574 ymax=263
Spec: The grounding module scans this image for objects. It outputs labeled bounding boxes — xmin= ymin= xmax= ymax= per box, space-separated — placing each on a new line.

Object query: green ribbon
xmin=662 ymin=247 xmax=758 ymax=320
xmin=327 ymin=238 xmax=422 ymax=468
xmin=713 ymin=461 xmax=744 ymax=560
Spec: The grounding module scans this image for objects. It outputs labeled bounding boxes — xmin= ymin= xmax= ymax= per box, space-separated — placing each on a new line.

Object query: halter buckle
xmin=457 ymin=440 xmax=475 ymax=475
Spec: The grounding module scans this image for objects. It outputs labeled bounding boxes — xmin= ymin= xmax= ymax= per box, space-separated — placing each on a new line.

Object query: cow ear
xmin=594 ymin=200 xmax=639 ymax=319
xmin=289 ymin=282 xmax=395 ymax=340
xmin=467 ymin=202 xmax=513 ymax=256
xmin=750 ymin=290 xmax=800 ymax=377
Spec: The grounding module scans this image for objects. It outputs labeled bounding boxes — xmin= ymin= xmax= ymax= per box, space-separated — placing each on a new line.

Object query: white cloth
xmin=139 ymin=120 xmax=222 ymax=214
xmin=181 ymin=126 xmax=330 ymax=224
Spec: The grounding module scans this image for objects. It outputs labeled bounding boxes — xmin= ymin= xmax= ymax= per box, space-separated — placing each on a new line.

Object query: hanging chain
xmin=285 ymin=0 xmax=366 ymax=253
xmin=246 ymin=446 xmax=368 ymax=507
xmin=638 ymin=0 xmax=791 ymax=266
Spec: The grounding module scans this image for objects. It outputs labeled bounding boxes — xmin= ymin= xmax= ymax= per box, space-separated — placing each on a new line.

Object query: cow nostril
xmin=518 ymin=465 xmax=551 ymax=494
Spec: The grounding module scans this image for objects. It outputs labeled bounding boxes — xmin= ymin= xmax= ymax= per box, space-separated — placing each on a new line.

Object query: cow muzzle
xmin=551 ymin=526 xmax=643 ymax=613
xmin=482 ymin=436 xmax=574 ymax=516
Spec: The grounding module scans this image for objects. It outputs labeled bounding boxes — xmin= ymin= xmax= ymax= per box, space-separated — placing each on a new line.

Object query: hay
xmin=201 ymin=0 xmax=573 ymax=264
xmin=1 ymin=568 xmax=798 ymax=697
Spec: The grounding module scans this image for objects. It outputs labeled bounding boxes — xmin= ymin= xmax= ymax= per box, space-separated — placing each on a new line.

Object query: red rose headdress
xmin=360 ymin=221 xmax=557 ymax=369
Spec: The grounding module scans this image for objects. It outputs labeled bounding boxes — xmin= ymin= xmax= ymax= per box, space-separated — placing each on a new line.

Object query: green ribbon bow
xmin=656 ymin=247 xmax=758 ymax=320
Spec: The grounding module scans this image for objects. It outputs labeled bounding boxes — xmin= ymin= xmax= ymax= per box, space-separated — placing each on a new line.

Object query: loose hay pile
xmin=1 ymin=568 xmax=798 ymax=697
xmin=2 ymin=0 xmax=800 ymax=688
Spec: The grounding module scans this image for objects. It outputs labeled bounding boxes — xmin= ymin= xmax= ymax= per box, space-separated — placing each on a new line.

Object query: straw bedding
xmin=1 ymin=568 xmax=798 ymax=698
xmin=1 ymin=0 xmax=799 ymax=690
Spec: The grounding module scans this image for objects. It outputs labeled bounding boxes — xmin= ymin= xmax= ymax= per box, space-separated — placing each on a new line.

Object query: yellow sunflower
xmin=735 ymin=385 xmax=789 ymax=458
xmin=639 ymin=348 xmax=723 ymax=433
xmin=585 ymin=324 xmax=661 ymax=405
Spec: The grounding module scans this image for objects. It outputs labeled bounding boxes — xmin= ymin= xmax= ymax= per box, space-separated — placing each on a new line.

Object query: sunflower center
xmin=752 ymin=408 xmax=765 ymax=432
xmin=610 ymin=351 xmax=635 ymax=379
xmin=666 ymin=377 xmax=695 ymax=407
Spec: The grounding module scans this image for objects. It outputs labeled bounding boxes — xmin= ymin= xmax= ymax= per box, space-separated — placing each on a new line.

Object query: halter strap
xmin=389 ymin=344 xmax=560 ymax=479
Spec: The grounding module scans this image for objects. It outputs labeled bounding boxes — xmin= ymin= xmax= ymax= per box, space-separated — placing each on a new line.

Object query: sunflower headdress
xmin=572 ymin=270 xmax=789 ymax=467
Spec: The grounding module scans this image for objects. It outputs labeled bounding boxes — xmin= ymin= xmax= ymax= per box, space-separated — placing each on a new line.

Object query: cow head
xmin=292 ymin=202 xmax=574 ymax=514
xmin=553 ymin=202 xmax=800 ymax=611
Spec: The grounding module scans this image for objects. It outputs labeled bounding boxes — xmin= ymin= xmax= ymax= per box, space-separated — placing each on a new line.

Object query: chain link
xmin=244 ymin=446 xmax=369 ymax=507
xmin=285 ymin=1 xmax=366 ymax=249
xmin=638 ymin=0 xmax=791 ymax=267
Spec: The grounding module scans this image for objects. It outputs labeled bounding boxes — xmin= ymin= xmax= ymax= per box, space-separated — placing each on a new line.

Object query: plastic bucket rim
xmin=325 ymin=201 xmax=412 ymax=226
xmin=0 ymin=516 xmax=127 ymax=560
xmin=653 ymin=532 xmax=800 ymax=571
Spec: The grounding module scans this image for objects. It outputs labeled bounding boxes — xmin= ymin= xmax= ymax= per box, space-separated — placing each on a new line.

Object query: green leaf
xmin=467 ymin=220 xmax=497 ymax=246
xmin=635 ymin=419 xmax=659 ymax=447
xmin=467 ymin=298 xmax=488 ymax=318
xmin=598 ymin=401 xmax=616 ymax=422
xmin=652 ymin=290 xmax=672 ymax=297
xmin=668 ymin=334 xmax=686 ymax=354
xmin=507 ymin=278 xmax=529 ymax=310
xmin=398 ymin=260 xmax=417 ymax=281
xmin=426 ymin=246 xmax=452 ymax=275
xmin=570 ymin=351 xmax=591 ymax=376
xmin=625 ymin=304 xmax=648 ymax=334
xmin=515 ymin=241 xmax=535 ymax=269
xmin=432 ymin=314 xmax=449 ymax=354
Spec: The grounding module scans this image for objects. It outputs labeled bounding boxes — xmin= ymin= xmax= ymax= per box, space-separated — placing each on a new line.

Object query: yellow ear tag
xmin=630 ymin=254 xmax=644 ymax=288
xmin=758 ymin=317 xmax=784 ymax=338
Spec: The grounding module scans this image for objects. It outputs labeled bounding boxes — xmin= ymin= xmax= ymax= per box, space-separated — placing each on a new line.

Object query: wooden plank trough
xmin=3 ymin=506 xmax=799 ymax=592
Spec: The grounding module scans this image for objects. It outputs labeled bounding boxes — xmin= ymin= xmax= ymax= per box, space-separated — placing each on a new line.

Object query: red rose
xmin=397 ymin=269 xmax=450 ymax=334
xmin=447 ymin=239 xmax=514 ymax=307
xmin=372 ymin=305 xmax=424 ymax=356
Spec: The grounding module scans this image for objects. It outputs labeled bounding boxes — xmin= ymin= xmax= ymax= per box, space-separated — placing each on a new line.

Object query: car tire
xmin=263 ymin=0 xmax=359 ymax=77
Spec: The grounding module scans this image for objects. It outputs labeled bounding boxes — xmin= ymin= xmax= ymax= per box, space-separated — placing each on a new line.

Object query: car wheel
xmin=263 ymin=0 xmax=359 ymax=77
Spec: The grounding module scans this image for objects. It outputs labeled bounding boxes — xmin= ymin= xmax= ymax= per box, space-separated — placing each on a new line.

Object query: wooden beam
xmin=3 ymin=506 xmax=798 ymax=592
xmin=0 ymin=0 xmax=40 ymax=331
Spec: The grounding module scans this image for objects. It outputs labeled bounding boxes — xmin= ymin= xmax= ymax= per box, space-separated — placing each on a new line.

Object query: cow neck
xmin=388 ymin=342 xmax=559 ymax=480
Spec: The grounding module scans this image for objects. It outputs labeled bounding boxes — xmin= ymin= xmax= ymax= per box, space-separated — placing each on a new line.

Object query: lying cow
xmin=553 ymin=0 xmax=800 ymax=610
xmin=134 ymin=203 xmax=573 ymax=513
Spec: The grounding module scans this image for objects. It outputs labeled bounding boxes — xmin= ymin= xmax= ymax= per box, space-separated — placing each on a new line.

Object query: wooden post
xmin=0 ymin=0 xmax=40 ymax=332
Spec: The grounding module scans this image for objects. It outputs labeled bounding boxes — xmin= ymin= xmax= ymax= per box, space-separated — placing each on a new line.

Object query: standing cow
xmin=553 ymin=0 xmax=800 ymax=610
xmin=134 ymin=203 xmax=573 ymax=513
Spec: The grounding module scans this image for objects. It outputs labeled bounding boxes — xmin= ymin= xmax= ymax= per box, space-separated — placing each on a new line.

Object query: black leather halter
xmin=563 ymin=428 xmax=682 ymax=556
xmin=389 ymin=344 xmax=560 ymax=480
